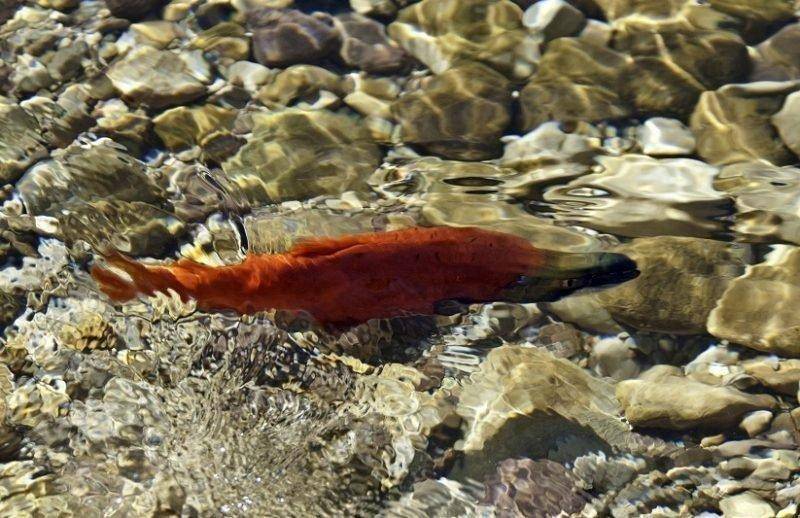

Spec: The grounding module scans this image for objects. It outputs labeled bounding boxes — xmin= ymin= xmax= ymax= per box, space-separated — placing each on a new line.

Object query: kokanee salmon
xmin=91 ymin=226 xmax=638 ymax=326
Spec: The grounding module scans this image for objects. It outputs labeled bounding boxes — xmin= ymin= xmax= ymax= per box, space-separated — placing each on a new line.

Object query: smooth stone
xmin=388 ymin=0 xmax=539 ymax=79
xmin=106 ymin=47 xmax=211 ymax=109
xmin=719 ymin=491 xmax=776 ymax=518
xmin=519 ymin=38 xmax=631 ymax=130
xmin=248 ymin=8 xmax=339 ymax=67
xmin=226 ymin=61 xmax=274 ymax=93
xmin=637 ymin=117 xmax=696 ymax=156
xmin=392 ymin=63 xmax=512 ymax=160
xmin=153 ymin=104 xmax=237 ymax=151
xmin=708 ymin=0 xmax=795 ymax=24
xmin=350 ymin=0 xmax=400 ymax=16
xmin=36 ymin=0 xmax=79 ymax=9
xmin=751 ymin=24 xmax=800 ymax=82
xmin=741 ymin=358 xmax=800 ymax=396
xmin=589 ymin=334 xmax=641 ymax=381
xmin=739 ymin=411 xmax=773 ymax=438
xmin=192 ymin=22 xmax=250 ymax=61
xmin=616 ymin=368 xmax=777 ymax=431
xmin=222 ymin=108 xmax=382 ymax=204
xmin=772 ymin=91 xmax=800 ymax=158
xmin=522 ymin=0 xmax=586 ymax=42
xmin=255 ymin=64 xmax=344 ymax=108
xmin=708 ymin=246 xmax=800 ymax=358
xmin=106 ymin=0 xmax=168 ymax=20
xmin=690 ymin=84 xmax=797 ymax=166
xmin=334 ymin=13 xmax=408 ymax=74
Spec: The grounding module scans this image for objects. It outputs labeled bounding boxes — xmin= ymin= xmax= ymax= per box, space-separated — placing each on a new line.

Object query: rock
xmin=350 ymin=0 xmax=404 ymax=16
xmin=248 ymin=8 xmax=339 ymax=67
xmin=522 ymin=0 xmax=586 ymax=42
xmin=256 ymin=65 xmax=344 ymax=108
xmin=690 ymin=83 xmax=797 ymax=166
xmin=333 ymin=13 xmax=407 ymax=74
xmin=590 ymin=334 xmax=641 ymax=381
xmin=15 ymin=138 xmax=163 ymax=217
xmin=106 ymin=0 xmax=168 ymax=20
xmin=519 ymin=38 xmax=631 ymax=130
xmin=708 ymin=0 xmax=795 ymax=24
xmin=751 ymin=24 xmax=800 ymax=82
xmin=456 ymin=345 xmax=633 ymax=455
xmin=46 ymin=41 xmax=87 ymax=82
xmin=542 ymin=155 xmax=726 ymax=239
xmin=741 ymin=358 xmax=800 ymax=395
xmin=0 ymin=101 xmax=48 ymax=185
xmin=500 ymin=122 xmax=602 ymax=169
xmin=637 ymin=117 xmax=696 ymax=156
xmin=714 ymin=162 xmax=800 ymax=245
xmin=613 ymin=20 xmax=749 ymax=117
xmin=596 ymin=237 xmax=747 ymax=334
xmin=222 ymin=108 xmax=382 ymax=204
xmin=392 ymin=63 xmax=512 ymax=160
xmin=226 ymin=61 xmax=274 ymax=94
xmin=92 ymin=99 xmax=153 ymax=155
xmin=740 ymin=411 xmax=773 ymax=438
xmin=107 ymin=47 xmax=211 ymax=109
xmin=191 ymin=22 xmax=250 ymax=61
xmin=708 ymin=246 xmax=800 ymax=358
xmin=388 ymin=0 xmax=539 ymax=79
xmin=36 ymin=0 xmax=79 ymax=10
xmin=484 ymin=458 xmax=590 ymax=517
xmin=719 ymin=491 xmax=776 ymax=518
xmin=153 ymin=104 xmax=237 ymax=151
xmin=616 ymin=367 xmax=777 ymax=431
xmin=772 ymin=91 xmax=800 ymax=158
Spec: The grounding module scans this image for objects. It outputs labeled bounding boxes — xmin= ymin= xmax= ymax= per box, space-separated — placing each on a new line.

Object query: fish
xmin=91 ymin=226 xmax=638 ymax=326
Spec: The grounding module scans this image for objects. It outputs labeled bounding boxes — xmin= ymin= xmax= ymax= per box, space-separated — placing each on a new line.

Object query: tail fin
xmin=90 ymin=251 xmax=185 ymax=303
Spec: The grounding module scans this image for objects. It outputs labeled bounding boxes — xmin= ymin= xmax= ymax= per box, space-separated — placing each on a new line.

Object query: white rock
xmin=522 ymin=0 xmax=586 ymax=41
xmin=719 ymin=492 xmax=776 ymax=518
xmin=773 ymin=90 xmax=800 ymax=157
xmin=638 ymin=117 xmax=696 ymax=156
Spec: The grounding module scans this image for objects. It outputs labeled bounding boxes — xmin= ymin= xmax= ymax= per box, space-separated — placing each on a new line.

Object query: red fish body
xmin=91 ymin=226 xmax=637 ymax=326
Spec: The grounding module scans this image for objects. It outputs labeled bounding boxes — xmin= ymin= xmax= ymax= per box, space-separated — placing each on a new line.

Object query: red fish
xmin=91 ymin=226 xmax=636 ymax=326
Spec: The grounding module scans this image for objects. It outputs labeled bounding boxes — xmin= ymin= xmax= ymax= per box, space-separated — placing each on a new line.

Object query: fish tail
xmin=91 ymin=251 xmax=187 ymax=303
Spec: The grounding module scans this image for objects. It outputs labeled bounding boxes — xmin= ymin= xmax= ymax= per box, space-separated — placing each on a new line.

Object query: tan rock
xmin=617 ymin=368 xmax=777 ymax=430
xmin=708 ymin=246 xmax=800 ymax=357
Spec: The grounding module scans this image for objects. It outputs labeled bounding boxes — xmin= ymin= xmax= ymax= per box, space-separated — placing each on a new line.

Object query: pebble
xmin=740 ymin=411 xmax=773 ymax=438
xmin=637 ymin=117 xmax=696 ymax=156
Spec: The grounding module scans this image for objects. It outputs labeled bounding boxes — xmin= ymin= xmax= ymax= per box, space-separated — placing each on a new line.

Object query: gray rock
xmin=719 ymin=491 xmax=776 ymax=518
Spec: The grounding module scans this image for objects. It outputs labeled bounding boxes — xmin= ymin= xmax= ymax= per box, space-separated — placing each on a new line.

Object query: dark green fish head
xmin=500 ymin=251 xmax=639 ymax=303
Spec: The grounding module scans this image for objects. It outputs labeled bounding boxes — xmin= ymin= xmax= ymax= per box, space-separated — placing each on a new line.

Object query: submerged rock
xmin=388 ymin=0 xmax=539 ymax=79
xmin=690 ymin=83 xmax=797 ymax=166
xmin=106 ymin=0 xmax=168 ymax=20
xmin=392 ymin=63 xmax=512 ymax=160
xmin=106 ymin=47 xmax=212 ymax=109
xmin=519 ymin=38 xmax=631 ymax=130
xmin=637 ymin=117 xmax=696 ymax=156
xmin=714 ymin=162 xmax=800 ymax=245
xmin=255 ymin=64 xmax=344 ymax=108
xmin=773 ymin=90 xmax=800 ymax=158
xmin=248 ymin=8 xmax=339 ymax=67
xmin=455 ymin=345 xmax=633 ymax=459
xmin=334 ymin=13 xmax=408 ymax=74
xmin=751 ymin=23 xmax=800 ymax=82
xmin=595 ymin=236 xmax=747 ymax=334
xmin=222 ymin=108 xmax=382 ymax=204
xmin=616 ymin=366 xmax=777 ymax=431
xmin=153 ymin=104 xmax=237 ymax=151
xmin=708 ymin=246 xmax=800 ymax=358
xmin=15 ymin=138 xmax=163 ymax=216
xmin=484 ymin=458 xmax=590 ymax=517
xmin=0 ymin=101 xmax=48 ymax=185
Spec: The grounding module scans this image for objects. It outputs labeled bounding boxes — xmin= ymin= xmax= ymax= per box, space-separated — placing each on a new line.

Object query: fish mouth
xmin=500 ymin=251 xmax=639 ymax=303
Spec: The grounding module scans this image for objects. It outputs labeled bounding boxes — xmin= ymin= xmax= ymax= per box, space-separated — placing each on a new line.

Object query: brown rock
xmin=334 ymin=13 xmax=407 ymax=74
xmin=105 ymin=0 xmax=168 ymax=20
xmin=393 ymin=63 xmax=512 ymax=160
xmin=248 ymin=9 xmax=339 ymax=67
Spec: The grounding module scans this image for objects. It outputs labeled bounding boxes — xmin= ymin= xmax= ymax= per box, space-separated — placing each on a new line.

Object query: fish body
xmin=92 ymin=226 xmax=636 ymax=326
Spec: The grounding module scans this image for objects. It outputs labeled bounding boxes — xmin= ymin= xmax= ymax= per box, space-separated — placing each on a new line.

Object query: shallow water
xmin=0 ymin=0 xmax=799 ymax=516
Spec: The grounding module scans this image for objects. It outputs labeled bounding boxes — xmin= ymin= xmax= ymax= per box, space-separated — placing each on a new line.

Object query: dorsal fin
xmin=288 ymin=234 xmax=369 ymax=258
